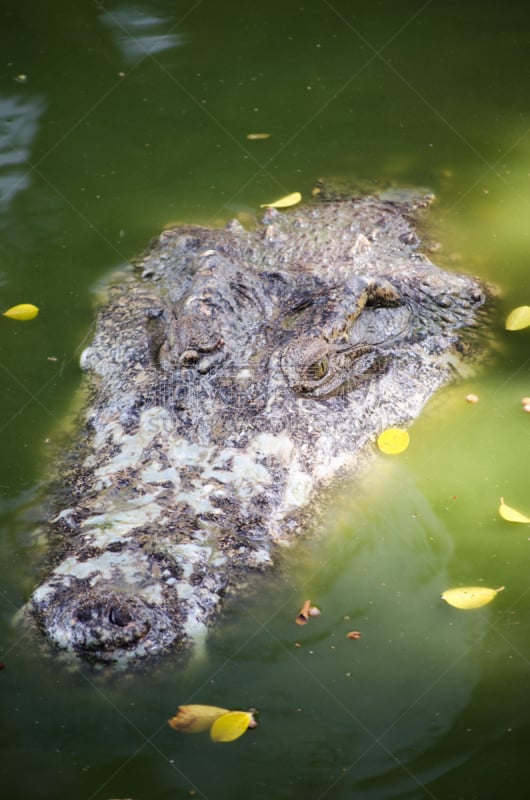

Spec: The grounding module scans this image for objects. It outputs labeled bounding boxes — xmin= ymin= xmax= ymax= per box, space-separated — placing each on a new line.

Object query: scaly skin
xmin=25 ymin=188 xmax=490 ymax=664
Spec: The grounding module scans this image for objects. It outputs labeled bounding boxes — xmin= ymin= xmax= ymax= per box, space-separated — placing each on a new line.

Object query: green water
xmin=1 ymin=1 xmax=529 ymax=798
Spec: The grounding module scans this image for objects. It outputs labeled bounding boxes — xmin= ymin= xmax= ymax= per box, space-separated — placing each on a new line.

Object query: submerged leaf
xmin=505 ymin=305 xmax=530 ymax=331
xmin=210 ymin=711 xmax=255 ymax=742
xmin=260 ymin=191 xmax=301 ymax=209
xmin=377 ymin=428 xmax=409 ymax=455
xmin=499 ymin=498 xmax=530 ymax=523
xmin=3 ymin=303 xmax=39 ymax=321
xmin=168 ymin=704 xmax=229 ymax=733
xmin=441 ymin=586 xmax=504 ymax=610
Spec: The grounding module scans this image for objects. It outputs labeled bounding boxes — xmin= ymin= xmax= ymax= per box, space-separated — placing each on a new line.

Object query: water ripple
xmin=0 ymin=94 xmax=46 ymax=214
xmin=99 ymin=4 xmax=187 ymax=65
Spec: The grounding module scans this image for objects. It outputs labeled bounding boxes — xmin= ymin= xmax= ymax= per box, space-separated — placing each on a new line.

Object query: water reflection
xmin=0 ymin=94 xmax=45 ymax=213
xmin=99 ymin=4 xmax=187 ymax=65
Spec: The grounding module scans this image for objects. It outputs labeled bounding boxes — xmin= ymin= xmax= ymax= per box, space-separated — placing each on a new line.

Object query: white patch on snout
xmin=35 ymin=550 xmax=165 ymax=606
xmin=168 ymin=542 xmax=226 ymax=573
xmin=90 ymin=407 xmax=173 ymax=479
xmin=162 ymin=542 xmax=227 ymax=638
xmin=200 ymin=431 xmax=315 ymax=510
xmin=82 ymin=501 xmax=164 ymax=536
xmin=311 ymin=435 xmax=351 ymax=481
xmin=204 ymin=450 xmax=271 ymax=495
xmin=251 ymin=432 xmax=314 ymax=511
xmin=283 ymin=465 xmax=314 ymax=509
xmin=236 ymin=368 xmax=252 ymax=381
xmin=79 ymin=346 xmax=97 ymax=372
xmin=195 ymin=432 xmax=293 ymax=500
xmin=251 ymin=432 xmax=293 ymax=461
xmin=140 ymin=464 xmax=181 ymax=484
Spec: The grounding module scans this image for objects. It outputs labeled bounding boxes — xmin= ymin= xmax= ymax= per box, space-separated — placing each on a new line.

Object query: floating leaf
xmin=441 ymin=585 xmax=504 ymax=610
xmin=295 ymin=599 xmax=311 ymax=625
xmin=168 ymin=704 xmax=229 ymax=733
xmin=377 ymin=428 xmax=410 ymax=455
xmin=505 ymin=306 xmax=530 ymax=331
xmin=499 ymin=497 xmax=530 ymax=523
xmin=210 ymin=711 xmax=255 ymax=743
xmin=260 ymin=191 xmax=301 ymax=209
xmin=505 ymin=305 xmax=530 ymax=331
xmin=3 ymin=303 xmax=39 ymax=321
xmin=246 ymin=132 xmax=271 ymax=140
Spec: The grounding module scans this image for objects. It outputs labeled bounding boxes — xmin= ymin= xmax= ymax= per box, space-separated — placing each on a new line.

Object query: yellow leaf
xmin=377 ymin=428 xmax=410 ymax=455
xmin=246 ymin=133 xmax=271 ymax=140
xmin=499 ymin=497 xmax=530 ymax=523
xmin=260 ymin=191 xmax=301 ymax=209
xmin=210 ymin=711 xmax=255 ymax=743
xmin=168 ymin=704 xmax=229 ymax=733
xmin=505 ymin=305 xmax=530 ymax=331
xmin=441 ymin=585 xmax=504 ymax=610
xmin=3 ymin=303 xmax=39 ymax=321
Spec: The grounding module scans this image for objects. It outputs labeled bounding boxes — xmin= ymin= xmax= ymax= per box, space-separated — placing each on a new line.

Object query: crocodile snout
xmin=30 ymin=579 xmax=181 ymax=663
xmin=71 ymin=592 xmax=153 ymax=652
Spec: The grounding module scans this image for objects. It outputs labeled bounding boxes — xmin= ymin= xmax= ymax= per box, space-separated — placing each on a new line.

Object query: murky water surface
xmin=1 ymin=2 xmax=529 ymax=798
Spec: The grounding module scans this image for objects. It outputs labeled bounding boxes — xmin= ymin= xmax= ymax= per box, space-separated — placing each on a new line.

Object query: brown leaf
xmin=295 ymin=599 xmax=311 ymax=625
xmin=168 ymin=704 xmax=229 ymax=733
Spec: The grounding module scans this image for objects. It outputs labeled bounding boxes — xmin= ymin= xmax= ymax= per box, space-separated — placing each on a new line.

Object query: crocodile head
xmin=27 ymin=190 xmax=490 ymax=664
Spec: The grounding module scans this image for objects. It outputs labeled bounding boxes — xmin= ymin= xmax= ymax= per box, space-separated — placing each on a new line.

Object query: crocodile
xmin=25 ymin=186 xmax=490 ymax=664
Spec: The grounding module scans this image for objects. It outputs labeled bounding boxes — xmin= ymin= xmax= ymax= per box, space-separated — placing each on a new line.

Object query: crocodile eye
xmin=281 ymin=336 xmax=332 ymax=394
xmin=306 ymin=356 xmax=329 ymax=381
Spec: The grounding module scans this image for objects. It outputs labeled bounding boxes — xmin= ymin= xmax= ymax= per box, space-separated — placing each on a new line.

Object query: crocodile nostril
xmin=109 ymin=606 xmax=133 ymax=627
